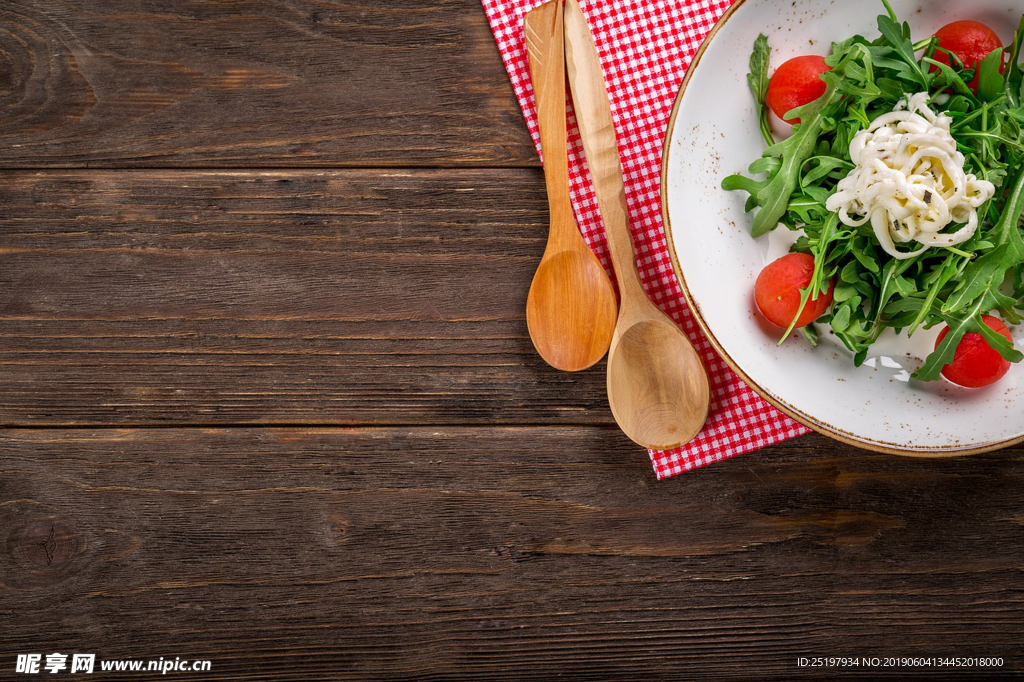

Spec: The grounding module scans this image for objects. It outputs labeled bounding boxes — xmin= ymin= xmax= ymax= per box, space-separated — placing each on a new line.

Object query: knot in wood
xmin=8 ymin=517 xmax=79 ymax=571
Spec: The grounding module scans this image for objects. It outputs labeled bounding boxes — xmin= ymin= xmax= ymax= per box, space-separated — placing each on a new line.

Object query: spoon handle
xmin=525 ymin=0 xmax=575 ymax=253
xmin=563 ymin=0 xmax=646 ymax=305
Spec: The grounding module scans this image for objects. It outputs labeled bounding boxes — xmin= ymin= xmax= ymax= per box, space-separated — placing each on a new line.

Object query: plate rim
xmin=658 ymin=0 xmax=1024 ymax=457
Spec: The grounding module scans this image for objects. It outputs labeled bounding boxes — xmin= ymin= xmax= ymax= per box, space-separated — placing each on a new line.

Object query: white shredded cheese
xmin=825 ymin=92 xmax=995 ymax=260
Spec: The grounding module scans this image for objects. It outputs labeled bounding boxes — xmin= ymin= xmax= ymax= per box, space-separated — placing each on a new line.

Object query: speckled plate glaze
xmin=662 ymin=0 xmax=1024 ymax=455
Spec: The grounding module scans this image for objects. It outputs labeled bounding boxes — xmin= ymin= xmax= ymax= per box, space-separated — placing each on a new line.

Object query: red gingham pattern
xmin=481 ymin=0 xmax=811 ymax=478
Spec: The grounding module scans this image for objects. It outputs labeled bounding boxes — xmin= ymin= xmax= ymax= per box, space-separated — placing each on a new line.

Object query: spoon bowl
xmin=607 ymin=318 xmax=709 ymax=449
xmin=527 ymin=248 xmax=618 ymax=371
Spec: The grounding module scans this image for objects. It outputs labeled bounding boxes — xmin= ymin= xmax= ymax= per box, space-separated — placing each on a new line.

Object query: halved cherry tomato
xmin=934 ymin=314 xmax=1013 ymax=388
xmin=932 ymin=20 xmax=1004 ymax=93
xmin=754 ymin=253 xmax=834 ymax=328
xmin=766 ymin=55 xmax=831 ymax=124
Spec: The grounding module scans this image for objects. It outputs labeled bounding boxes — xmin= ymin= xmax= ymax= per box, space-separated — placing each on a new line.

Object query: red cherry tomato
xmin=934 ymin=314 xmax=1014 ymax=388
xmin=766 ymin=55 xmax=831 ymax=124
xmin=932 ymin=20 xmax=1004 ymax=93
xmin=754 ymin=253 xmax=834 ymax=328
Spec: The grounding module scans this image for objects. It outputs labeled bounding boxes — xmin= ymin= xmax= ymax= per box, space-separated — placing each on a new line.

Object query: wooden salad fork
xmin=523 ymin=0 xmax=618 ymax=372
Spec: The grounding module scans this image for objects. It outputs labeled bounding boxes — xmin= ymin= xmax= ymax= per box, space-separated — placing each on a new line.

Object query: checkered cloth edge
xmin=481 ymin=0 xmax=809 ymax=478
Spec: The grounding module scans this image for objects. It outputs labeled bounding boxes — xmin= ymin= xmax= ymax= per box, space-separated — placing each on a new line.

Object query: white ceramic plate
xmin=661 ymin=0 xmax=1024 ymax=455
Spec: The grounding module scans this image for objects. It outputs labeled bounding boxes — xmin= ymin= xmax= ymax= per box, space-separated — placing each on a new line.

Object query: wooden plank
xmin=0 ymin=168 xmax=617 ymax=426
xmin=2 ymin=427 xmax=1023 ymax=679
xmin=0 ymin=0 xmax=536 ymax=167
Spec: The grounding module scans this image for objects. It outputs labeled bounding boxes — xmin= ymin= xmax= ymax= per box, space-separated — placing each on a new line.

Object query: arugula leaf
xmin=850 ymin=238 xmax=881 ymax=274
xmin=876 ymin=13 xmax=927 ymax=87
xmin=801 ymin=326 xmax=820 ymax=346
xmin=748 ymin=88 xmax=841 ymax=237
xmin=914 ymin=296 xmax=1024 ymax=381
xmin=942 ymin=245 xmax=1010 ymax=314
xmin=830 ymin=304 xmax=852 ymax=332
xmin=923 ymin=57 xmax=978 ymax=99
xmin=1006 ymin=14 xmax=1024 ymax=106
xmin=801 ymin=156 xmax=851 ymax=187
xmin=977 ymin=48 xmax=1005 ymax=102
xmin=907 ymin=254 xmax=960 ymax=334
xmin=977 ymin=317 xmax=1023 ymax=360
xmin=874 ymin=258 xmax=916 ymax=321
xmin=721 ymin=174 xmax=763 ymax=195
xmin=990 ymin=166 xmax=1024 ymax=262
xmin=747 ymin=34 xmax=774 ymax=147
xmin=749 ymin=156 xmax=781 ymax=175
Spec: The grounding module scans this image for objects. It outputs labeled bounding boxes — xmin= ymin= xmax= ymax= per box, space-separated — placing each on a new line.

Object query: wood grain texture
xmin=0 ymin=0 xmax=536 ymax=167
xmin=2 ymin=427 xmax=1024 ymax=679
xmin=4 ymin=2 xmax=1022 ymax=678
xmin=0 ymin=168 xmax=617 ymax=426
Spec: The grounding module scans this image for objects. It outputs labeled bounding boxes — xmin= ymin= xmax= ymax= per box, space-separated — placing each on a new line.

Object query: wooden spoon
xmin=564 ymin=0 xmax=710 ymax=449
xmin=523 ymin=0 xmax=617 ymax=372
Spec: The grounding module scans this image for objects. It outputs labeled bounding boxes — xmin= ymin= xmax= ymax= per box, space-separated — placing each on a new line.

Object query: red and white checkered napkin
xmin=482 ymin=0 xmax=810 ymax=478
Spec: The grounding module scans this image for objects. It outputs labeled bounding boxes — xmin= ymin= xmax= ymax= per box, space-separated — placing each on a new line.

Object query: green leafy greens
xmin=723 ymin=3 xmax=1024 ymax=382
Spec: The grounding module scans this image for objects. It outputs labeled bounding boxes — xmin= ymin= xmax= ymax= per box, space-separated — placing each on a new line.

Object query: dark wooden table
xmin=2 ymin=2 xmax=1024 ymax=679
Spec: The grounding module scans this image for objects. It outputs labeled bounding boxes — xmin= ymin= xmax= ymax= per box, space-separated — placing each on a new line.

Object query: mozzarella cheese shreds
xmin=825 ymin=92 xmax=995 ymax=260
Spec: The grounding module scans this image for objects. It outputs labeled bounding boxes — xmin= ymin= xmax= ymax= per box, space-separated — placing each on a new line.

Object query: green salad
xmin=723 ymin=1 xmax=1024 ymax=385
